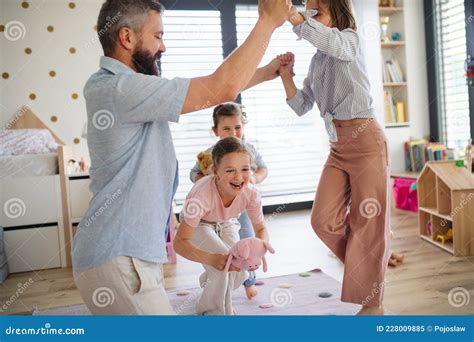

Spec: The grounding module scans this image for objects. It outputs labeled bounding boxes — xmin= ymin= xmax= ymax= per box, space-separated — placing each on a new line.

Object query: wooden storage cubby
xmin=437 ymin=177 xmax=451 ymax=215
xmin=418 ymin=166 xmax=437 ymax=209
xmin=417 ymin=161 xmax=474 ymax=256
xmin=419 ymin=210 xmax=431 ymax=238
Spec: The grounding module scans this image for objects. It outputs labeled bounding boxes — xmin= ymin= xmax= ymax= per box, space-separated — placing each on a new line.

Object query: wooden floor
xmin=1 ymin=207 xmax=473 ymax=315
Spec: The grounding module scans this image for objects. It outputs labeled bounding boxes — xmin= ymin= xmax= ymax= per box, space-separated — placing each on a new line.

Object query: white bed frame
xmin=0 ymin=106 xmax=75 ymax=273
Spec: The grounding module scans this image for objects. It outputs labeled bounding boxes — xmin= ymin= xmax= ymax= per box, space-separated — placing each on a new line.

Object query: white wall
xmin=0 ymin=0 xmax=103 ymax=160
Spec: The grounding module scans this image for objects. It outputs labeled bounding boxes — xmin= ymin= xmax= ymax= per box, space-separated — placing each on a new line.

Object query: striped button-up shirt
xmin=287 ymin=17 xmax=375 ymax=142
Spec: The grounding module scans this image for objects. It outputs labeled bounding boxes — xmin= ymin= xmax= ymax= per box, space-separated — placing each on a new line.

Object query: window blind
xmin=162 ymin=10 xmax=224 ymax=203
xmin=162 ymin=7 xmax=328 ymax=204
xmin=434 ymin=0 xmax=470 ymax=148
xmin=236 ymin=5 xmax=328 ymax=198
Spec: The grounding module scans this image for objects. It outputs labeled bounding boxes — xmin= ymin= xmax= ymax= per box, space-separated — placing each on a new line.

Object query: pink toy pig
xmin=224 ymin=238 xmax=275 ymax=272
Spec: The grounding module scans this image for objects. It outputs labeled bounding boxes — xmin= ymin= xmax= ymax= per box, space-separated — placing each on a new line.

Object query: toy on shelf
xmin=425 ymin=221 xmax=432 ymax=237
xmin=436 ymin=229 xmax=453 ymax=245
xmin=391 ymin=32 xmax=402 ymax=41
xmin=466 ymin=54 xmax=474 ymax=87
xmin=380 ymin=16 xmax=390 ymax=42
xmin=379 ymin=0 xmax=396 ymax=7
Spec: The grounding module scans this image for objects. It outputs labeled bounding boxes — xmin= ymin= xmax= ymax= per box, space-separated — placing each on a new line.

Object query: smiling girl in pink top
xmin=174 ymin=137 xmax=269 ymax=315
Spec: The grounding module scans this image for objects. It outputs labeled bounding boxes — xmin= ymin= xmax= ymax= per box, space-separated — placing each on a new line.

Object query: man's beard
xmin=132 ymin=46 xmax=162 ymax=76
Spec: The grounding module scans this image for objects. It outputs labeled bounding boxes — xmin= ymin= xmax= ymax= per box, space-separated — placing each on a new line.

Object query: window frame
xmin=424 ymin=0 xmax=474 ymax=143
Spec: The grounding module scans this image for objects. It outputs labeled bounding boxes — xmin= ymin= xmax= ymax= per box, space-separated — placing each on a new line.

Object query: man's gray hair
xmin=97 ymin=0 xmax=164 ymax=56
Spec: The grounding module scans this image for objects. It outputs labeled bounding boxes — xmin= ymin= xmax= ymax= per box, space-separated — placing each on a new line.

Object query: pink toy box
xmin=393 ymin=177 xmax=418 ymax=212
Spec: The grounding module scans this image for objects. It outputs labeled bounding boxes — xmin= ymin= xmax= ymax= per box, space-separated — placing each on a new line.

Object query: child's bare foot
xmin=388 ymin=253 xmax=405 ymax=267
xmin=356 ymin=306 xmax=385 ymax=315
xmin=393 ymin=253 xmax=404 ymax=263
xmin=245 ymin=285 xmax=258 ymax=300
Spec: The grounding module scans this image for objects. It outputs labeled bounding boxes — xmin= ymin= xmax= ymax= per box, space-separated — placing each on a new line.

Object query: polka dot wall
xmin=0 ymin=0 xmax=104 ymax=158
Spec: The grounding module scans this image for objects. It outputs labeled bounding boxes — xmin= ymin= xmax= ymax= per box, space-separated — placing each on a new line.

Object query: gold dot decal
xmin=21 ymin=2 xmax=29 ymax=9
xmin=25 ymin=48 xmax=32 ymax=54
xmin=72 ymin=93 xmax=79 ymax=100
xmin=73 ymin=138 xmax=80 ymax=144
xmin=51 ymin=116 xmax=58 ymax=123
xmin=2 ymin=73 xmax=9 ymax=80
xmin=69 ymin=47 xmax=76 ymax=54
xmin=47 ymin=25 xmax=54 ymax=32
xmin=0 ymin=25 xmax=4 ymax=32
xmin=29 ymin=93 xmax=36 ymax=100
xmin=49 ymin=70 xmax=56 ymax=77
xmin=69 ymin=2 xmax=76 ymax=9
